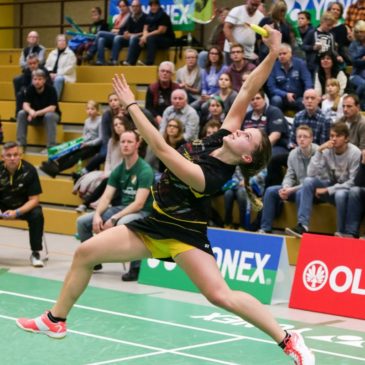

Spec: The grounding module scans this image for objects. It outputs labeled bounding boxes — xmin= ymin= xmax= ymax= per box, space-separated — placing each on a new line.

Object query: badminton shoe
xmin=283 ymin=331 xmax=315 ymax=365
xmin=16 ymin=311 xmax=67 ymax=339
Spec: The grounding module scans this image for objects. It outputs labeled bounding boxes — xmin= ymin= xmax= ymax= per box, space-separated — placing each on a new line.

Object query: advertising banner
xmin=139 ymin=228 xmax=290 ymax=304
xmin=290 ymin=234 xmax=365 ymax=319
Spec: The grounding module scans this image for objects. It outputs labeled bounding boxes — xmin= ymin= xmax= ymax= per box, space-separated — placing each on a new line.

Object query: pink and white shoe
xmin=16 ymin=311 xmax=67 ymax=339
xmin=283 ymin=331 xmax=315 ymax=365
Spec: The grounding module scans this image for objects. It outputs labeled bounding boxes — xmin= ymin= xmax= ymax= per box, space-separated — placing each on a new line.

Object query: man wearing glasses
xmin=227 ymin=43 xmax=256 ymax=92
xmin=0 ymin=141 xmax=45 ymax=267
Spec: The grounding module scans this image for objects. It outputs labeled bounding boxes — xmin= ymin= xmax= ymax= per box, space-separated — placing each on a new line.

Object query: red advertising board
xmin=289 ymin=234 xmax=365 ymax=319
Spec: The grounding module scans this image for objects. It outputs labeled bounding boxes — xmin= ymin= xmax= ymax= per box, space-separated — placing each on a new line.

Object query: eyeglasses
xmin=185 ymin=56 xmax=197 ymax=59
xmin=160 ymin=69 xmax=172 ymax=73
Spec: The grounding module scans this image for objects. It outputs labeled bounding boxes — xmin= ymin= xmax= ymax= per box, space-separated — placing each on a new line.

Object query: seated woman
xmin=40 ymin=100 xmax=102 ymax=178
xmin=314 ymin=51 xmax=348 ymax=98
xmin=199 ymin=96 xmax=225 ymax=134
xmin=74 ymin=115 xmax=127 ymax=213
xmin=191 ymin=46 xmax=228 ymax=112
xmin=88 ymin=0 xmax=130 ymax=65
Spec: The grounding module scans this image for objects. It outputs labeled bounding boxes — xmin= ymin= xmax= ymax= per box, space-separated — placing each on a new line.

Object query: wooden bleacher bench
xmin=2 ymin=121 xmax=64 ymax=145
xmin=0 ymin=206 xmax=78 ymax=235
xmin=0 ymin=49 xmax=22 ymax=66
xmin=0 ymin=81 xmax=14 ymax=100
xmin=0 ymin=100 xmax=14 ymax=120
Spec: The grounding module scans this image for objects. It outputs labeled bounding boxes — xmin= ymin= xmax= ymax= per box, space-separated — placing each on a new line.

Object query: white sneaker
xmin=334 ymin=232 xmax=355 ymax=238
xmin=75 ymin=204 xmax=87 ymax=213
xmin=283 ymin=331 xmax=315 ymax=365
xmin=30 ymin=252 xmax=44 ymax=268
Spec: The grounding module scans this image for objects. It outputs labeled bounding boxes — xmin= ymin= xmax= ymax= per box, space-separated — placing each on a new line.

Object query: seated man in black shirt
xmin=0 ymin=141 xmax=45 ymax=267
xmin=16 ymin=69 xmax=61 ymax=150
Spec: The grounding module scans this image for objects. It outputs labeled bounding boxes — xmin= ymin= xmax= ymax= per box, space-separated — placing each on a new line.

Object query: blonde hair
xmin=86 ymin=100 xmax=101 ymax=115
xmin=326 ymin=78 xmax=340 ymax=111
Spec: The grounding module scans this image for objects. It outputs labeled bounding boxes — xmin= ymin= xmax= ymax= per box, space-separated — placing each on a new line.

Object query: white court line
xmin=1 ymin=290 xmax=365 ymax=363
xmin=87 ymin=337 xmax=244 ymax=365
xmin=0 ymin=314 xmax=241 ymax=365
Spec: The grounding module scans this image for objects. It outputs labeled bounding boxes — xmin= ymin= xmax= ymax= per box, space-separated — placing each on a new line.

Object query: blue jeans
xmin=96 ymin=31 xmax=116 ymax=64
xmin=53 ymin=76 xmax=65 ymax=100
xmin=77 ymin=206 xmax=149 ymax=242
xmin=298 ymin=177 xmax=349 ymax=231
xmin=343 ymin=186 xmax=365 ymax=237
xmin=224 ymin=187 xmax=248 ymax=228
xmin=260 ymin=185 xmax=301 ymax=232
xmin=350 ymin=75 xmax=365 ymax=96
xmin=111 ymin=35 xmax=130 ymax=62
xmin=16 ymin=110 xmax=59 ymax=147
xmin=127 ymin=34 xmax=174 ymax=65
xmin=270 ymin=95 xmax=304 ymax=112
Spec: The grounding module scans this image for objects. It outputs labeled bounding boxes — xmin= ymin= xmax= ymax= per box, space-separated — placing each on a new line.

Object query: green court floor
xmin=0 ymin=272 xmax=364 ymax=365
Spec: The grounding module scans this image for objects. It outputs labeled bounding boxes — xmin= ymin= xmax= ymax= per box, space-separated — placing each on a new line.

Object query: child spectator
xmin=321 ymin=78 xmax=344 ymax=123
xmin=40 ymin=100 xmax=102 ymax=177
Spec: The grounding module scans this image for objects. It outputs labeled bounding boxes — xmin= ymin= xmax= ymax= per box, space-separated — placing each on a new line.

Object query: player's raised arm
xmin=221 ymin=26 xmax=281 ymax=133
xmin=112 ymin=75 xmax=206 ymax=191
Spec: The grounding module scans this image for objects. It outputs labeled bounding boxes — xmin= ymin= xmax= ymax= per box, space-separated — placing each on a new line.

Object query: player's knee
xmin=204 ymin=289 xmax=231 ymax=309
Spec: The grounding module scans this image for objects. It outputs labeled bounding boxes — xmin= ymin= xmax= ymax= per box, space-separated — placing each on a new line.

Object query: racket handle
xmin=250 ymin=24 xmax=269 ymax=38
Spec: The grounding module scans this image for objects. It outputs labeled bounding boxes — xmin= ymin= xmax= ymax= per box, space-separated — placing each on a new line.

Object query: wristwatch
xmin=111 ymin=217 xmax=118 ymax=226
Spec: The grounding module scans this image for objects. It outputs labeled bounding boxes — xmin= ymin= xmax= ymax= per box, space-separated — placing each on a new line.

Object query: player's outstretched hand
xmin=261 ymin=25 xmax=281 ymax=54
xmin=112 ymin=74 xmax=136 ymax=108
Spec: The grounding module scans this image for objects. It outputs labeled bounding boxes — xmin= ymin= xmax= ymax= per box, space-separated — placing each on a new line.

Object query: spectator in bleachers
xmin=45 ymin=34 xmax=77 ymax=100
xmin=321 ymin=78 xmax=344 ymax=123
xmin=257 ymin=1 xmax=294 ymax=63
xmin=258 ymin=125 xmax=317 ymax=234
xmin=336 ymin=94 xmax=365 ymax=150
xmin=145 ymin=61 xmax=179 ymax=125
xmin=314 ymin=51 xmax=348 ymax=98
xmin=336 ymin=149 xmax=365 ymax=238
xmin=176 ymin=48 xmax=202 ymax=103
xmin=289 ymin=89 xmax=331 ymax=147
xmin=201 ymin=120 xmax=221 ymax=137
xmin=327 ymin=1 xmax=352 ymax=66
xmin=39 ymin=100 xmax=102 ymax=178
xmin=199 ymin=96 xmax=225 ymax=132
xmin=16 ymin=69 xmax=60 ymax=149
xmin=0 ymin=141 xmax=45 ymax=267
xmin=198 ymin=7 xmax=230 ymax=68
xmin=158 ymin=118 xmax=186 ymax=173
xmin=302 ymin=12 xmax=343 ymax=76
xmin=76 ymin=130 xmax=154 ymax=280
xmin=74 ymin=115 xmax=127 ymax=213
xmin=345 ymin=0 xmax=365 ymax=32
xmin=96 ymin=1 xmax=145 ymax=65
xmin=295 ymin=11 xmax=313 ymax=48
xmin=348 ymin=20 xmax=365 ymax=110
xmin=72 ymin=7 xmax=109 ymax=66
xmin=223 ymin=0 xmax=264 ymax=63
xmin=19 ymin=31 xmax=46 ymax=70
xmin=223 ymin=166 xmax=248 ymax=230
xmin=227 ymin=43 xmax=256 ymax=92
xmin=267 ymin=43 xmax=312 ymax=113
xmin=191 ymin=46 xmax=228 ymax=112
xmin=203 ymin=72 xmax=237 ymax=116
xmin=159 ymin=89 xmax=199 ymax=142
xmin=73 ymin=93 xmax=123 ymax=181
xmin=126 ymin=0 xmax=175 ymax=65
xmin=13 ymin=53 xmax=51 ymax=116
xmin=286 ymin=122 xmax=361 ymax=238
xmin=242 ymin=89 xmax=290 ymax=157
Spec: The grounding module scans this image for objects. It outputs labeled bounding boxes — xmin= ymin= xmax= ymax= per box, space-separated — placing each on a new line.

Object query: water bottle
xmin=76 ymin=159 xmax=83 ymax=174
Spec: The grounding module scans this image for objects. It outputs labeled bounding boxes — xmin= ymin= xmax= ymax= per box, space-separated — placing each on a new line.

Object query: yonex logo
xmin=303 ymin=260 xmax=328 ymax=292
